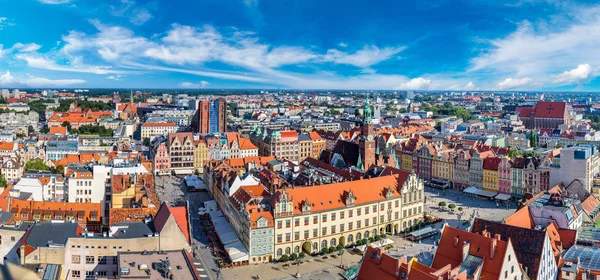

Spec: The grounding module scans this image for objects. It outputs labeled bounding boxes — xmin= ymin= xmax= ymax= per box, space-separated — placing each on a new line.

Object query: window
xmin=340 ymin=224 xmax=345 ymax=232
xmin=86 ymin=271 xmax=94 ymax=278
xmin=304 ymin=217 xmax=309 ymax=225
xmin=285 ymin=233 xmax=291 ymax=242
xmin=286 ymin=220 xmax=291 ymax=228
xmin=322 ymin=215 xmax=327 ymax=223
xmin=373 ymin=217 xmax=377 ymax=224
xmin=395 ymin=200 xmax=399 ymax=208
xmin=72 ymin=255 xmax=81 ymax=264
xmin=277 ymin=234 xmax=282 ymax=243
xmin=357 ymin=208 xmax=361 ymax=216
xmin=365 ymin=219 xmax=369 ymax=227
xmin=365 ymin=206 xmax=369 ymax=214
xmin=331 ymin=225 xmax=336 ymax=233
xmin=86 ymin=256 xmax=95 ymax=264
xmin=313 ymin=216 xmax=318 ymax=224
xmin=113 ymin=257 xmax=118 ymax=264
xmin=277 ymin=248 xmax=282 ymax=256
xmin=373 ymin=205 xmax=377 ymax=212
xmin=277 ymin=221 xmax=282 ymax=229
xmin=313 ymin=229 xmax=318 ymax=237
xmin=340 ymin=211 xmax=345 ymax=219
xmin=71 ymin=271 xmax=80 ymax=278
xmin=304 ymin=230 xmax=309 ymax=239
xmin=331 ymin=213 xmax=336 ymax=221
xmin=395 ymin=212 xmax=399 ymax=219
xmin=380 ymin=215 xmax=384 ymax=222
xmin=295 ymin=219 xmax=299 ymax=227
xmin=322 ymin=228 xmax=327 ymax=235
xmin=294 ymin=232 xmax=300 ymax=240
xmin=98 ymin=271 xmax=107 ymax=277
xmin=388 ymin=202 xmax=392 ymax=209
xmin=348 ymin=222 xmax=353 ymax=230
xmin=98 ymin=256 xmax=107 ymax=264
xmin=357 ymin=221 xmax=361 ymax=228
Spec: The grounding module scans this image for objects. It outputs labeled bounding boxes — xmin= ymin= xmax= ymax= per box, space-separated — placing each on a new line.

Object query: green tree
xmin=0 ymin=174 xmax=8 ymax=188
xmin=27 ymin=125 xmax=35 ymax=135
xmin=508 ymin=148 xmax=520 ymax=158
xmin=355 ymin=108 xmax=362 ymax=117
xmin=336 ymin=244 xmax=343 ymax=250
xmin=448 ymin=203 xmax=456 ymax=210
xmin=290 ymin=253 xmax=298 ymax=261
xmin=280 ymin=254 xmax=289 ymax=262
xmin=298 ymin=252 xmax=305 ymax=258
xmin=438 ymin=201 xmax=446 ymax=208
xmin=62 ymin=121 xmax=72 ymax=131
xmin=40 ymin=127 xmax=50 ymax=134
xmin=25 ymin=159 xmax=50 ymax=171
xmin=328 ymin=246 xmax=336 ymax=254
xmin=529 ymin=130 xmax=538 ymax=147
xmin=50 ymin=165 xmax=65 ymax=174
xmin=143 ymin=138 xmax=151 ymax=147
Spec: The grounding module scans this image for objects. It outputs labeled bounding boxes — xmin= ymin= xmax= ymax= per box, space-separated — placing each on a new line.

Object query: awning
xmin=174 ymin=169 xmax=194 ymax=175
xmin=463 ymin=187 xmax=479 ymax=195
xmin=494 ymin=193 xmax=512 ymax=201
xmin=357 ymin=238 xmax=395 ymax=252
xmin=407 ymin=227 xmax=439 ymax=238
xmin=208 ymin=210 xmax=249 ymax=262
xmin=463 ymin=187 xmax=497 ymax=198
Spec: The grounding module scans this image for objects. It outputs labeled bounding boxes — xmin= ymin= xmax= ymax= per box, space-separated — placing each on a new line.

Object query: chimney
xmin=494 ymin=233 xmax=501 ymax=240
xmin=462 ymin=241 xmax=470 ymax=261
xmin=453 ymin=236 xmax=459 ymax=247
xmin=20 ymin=245 xmax=25 ymax=265
xmin=482 ymin=229 xmax=490 ymax=238
xmin=490 ymin=238 xmax=497 ymax=259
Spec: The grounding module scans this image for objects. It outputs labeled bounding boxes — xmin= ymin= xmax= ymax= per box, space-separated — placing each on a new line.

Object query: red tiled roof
xmin=534 ymin=101 xmax=567 ymax=118
xmin=280 ymin=130 xmax=298 ymax=142
xmin=153 ymin=202 xmax=191 ymax=244
xmin=433 ymin=226 xmax=509 ymax=280
xmin=482 ymin=157 xmax=502 ymax=171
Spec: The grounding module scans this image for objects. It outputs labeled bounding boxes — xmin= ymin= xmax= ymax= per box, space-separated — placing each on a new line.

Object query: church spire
xmin=363 ymin=93 xmax=372 ymax=124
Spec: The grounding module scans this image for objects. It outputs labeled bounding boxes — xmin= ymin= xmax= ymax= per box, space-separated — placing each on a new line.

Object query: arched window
xmin=403 ymin=221 xmax=407 ymax=229
xmin=285 ymin=247 xmax=291 ymax=255
xmin=408 ymin=220 xmax=412 ymax=227
xmin=356 ymin=232 xmax=362 ymax=240
xmin=330 ymin=238 xmax=336 ymax=246
xmin=348 ymin=234 xmax=354 ymax=243
xmin=277 ymin=248 xmax=282 ymax=256
xmin=372 ymin=229 xmax=377 ymax=237
xmin=294 ymin=246 xmax=299 ymax=253
xmin=365 ymin=231 xmax=369 ymax=238
xmin=313 ymin=243 xmax=318 ymax=251
xmin=322 ymin=240 xmax=327 ymax=249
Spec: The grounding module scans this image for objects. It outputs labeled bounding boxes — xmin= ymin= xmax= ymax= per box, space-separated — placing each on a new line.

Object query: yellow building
xmin=482 ymin=157 xmax=501 ymax=191
xmin=111 ymin=174 xmax=157 ymax=209
xmin=271 ymin=172 xmax=424 ymax=258
xmin=194 ymin=139 xmax=208 ymax=173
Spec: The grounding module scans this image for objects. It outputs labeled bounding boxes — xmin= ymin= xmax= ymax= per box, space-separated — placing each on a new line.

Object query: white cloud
xmin=107 ymin=75 xmax=123 ymax=81
xmin=496 ymin=77 xmax=536 ymax=90
xmin=322 ymin=45 xmax=405 ymax=68
xmin=338 ymin=42 xmax=348 ymax=48
xmin=395 ymin=77 xmax=432 ymax=90
xmin=0 ymin=71 xmax=18 ymax=85
xmin=180 ymin=81 xmax=210 ymax=88
xmin=38 ymin=0 xmax=71 ymax=4
xmin=25 ymin=77 xmax=85 ymax=87
xmin=470 ymin=7 xmax=600 ymax=85
xmin=11 ymin=43 xmax=42 ymax=52
xmin=0 ymin=70 xmax=85 ymax=87
xmin=16 ymin=54 xmax=119 ymax=75
xmin=464 ymin=81 xmax=476 ymax=90
xmin=553 ymin=64 xmax=593 ymax=84
xmin=130 ymin=8 xmax=152 ymax=25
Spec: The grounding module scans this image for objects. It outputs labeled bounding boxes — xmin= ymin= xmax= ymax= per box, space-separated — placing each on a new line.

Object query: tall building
xmin=192 ymin=98 xmax=227 ymax=134
xmin=358 ymin=95 xmax=376 ymax=170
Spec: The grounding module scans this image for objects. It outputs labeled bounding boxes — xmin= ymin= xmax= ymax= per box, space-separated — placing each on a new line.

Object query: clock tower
xmin=359 ymin=94 xmax=376 ymax=170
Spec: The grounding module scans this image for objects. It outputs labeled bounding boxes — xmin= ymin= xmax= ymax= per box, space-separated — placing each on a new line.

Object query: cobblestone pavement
xmin=423 ymin=186 xmax=518 ymax=229
xmin=155 ymin=175 xmax=219 ymax=280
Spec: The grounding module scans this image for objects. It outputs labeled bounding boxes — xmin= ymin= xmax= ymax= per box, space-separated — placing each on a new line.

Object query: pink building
xmin=153 ymin=142 xmax=170 ymax=175
xmin=498 ymin=157 xmax=512 ymax=194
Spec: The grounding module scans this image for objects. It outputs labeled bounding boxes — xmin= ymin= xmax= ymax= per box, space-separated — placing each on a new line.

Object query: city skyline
xmin=0 ymin=0 xmax=599 ymax=90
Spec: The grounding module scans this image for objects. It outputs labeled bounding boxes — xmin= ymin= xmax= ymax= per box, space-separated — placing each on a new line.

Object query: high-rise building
xmin=192 ymin=98 xmax=226 ymax=134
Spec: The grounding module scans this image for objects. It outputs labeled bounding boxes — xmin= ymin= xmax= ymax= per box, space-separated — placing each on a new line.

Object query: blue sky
xmin=0 ymin=0 xmax=599 ymax=90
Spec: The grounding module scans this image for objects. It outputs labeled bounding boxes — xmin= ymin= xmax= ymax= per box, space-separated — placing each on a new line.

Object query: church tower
xmin=359 ymin=94 xmax=376 ymax=170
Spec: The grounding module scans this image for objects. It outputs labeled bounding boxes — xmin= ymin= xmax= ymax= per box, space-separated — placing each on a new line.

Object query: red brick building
xmin=516 ymin=101 xmax=570 ymax=129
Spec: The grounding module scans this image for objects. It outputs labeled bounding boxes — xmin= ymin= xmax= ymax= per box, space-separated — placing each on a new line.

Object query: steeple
xmin=130 ymin=90 xmax=134 ymax=105
xmin=363 ymin=93 xmax=372 ymax=124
